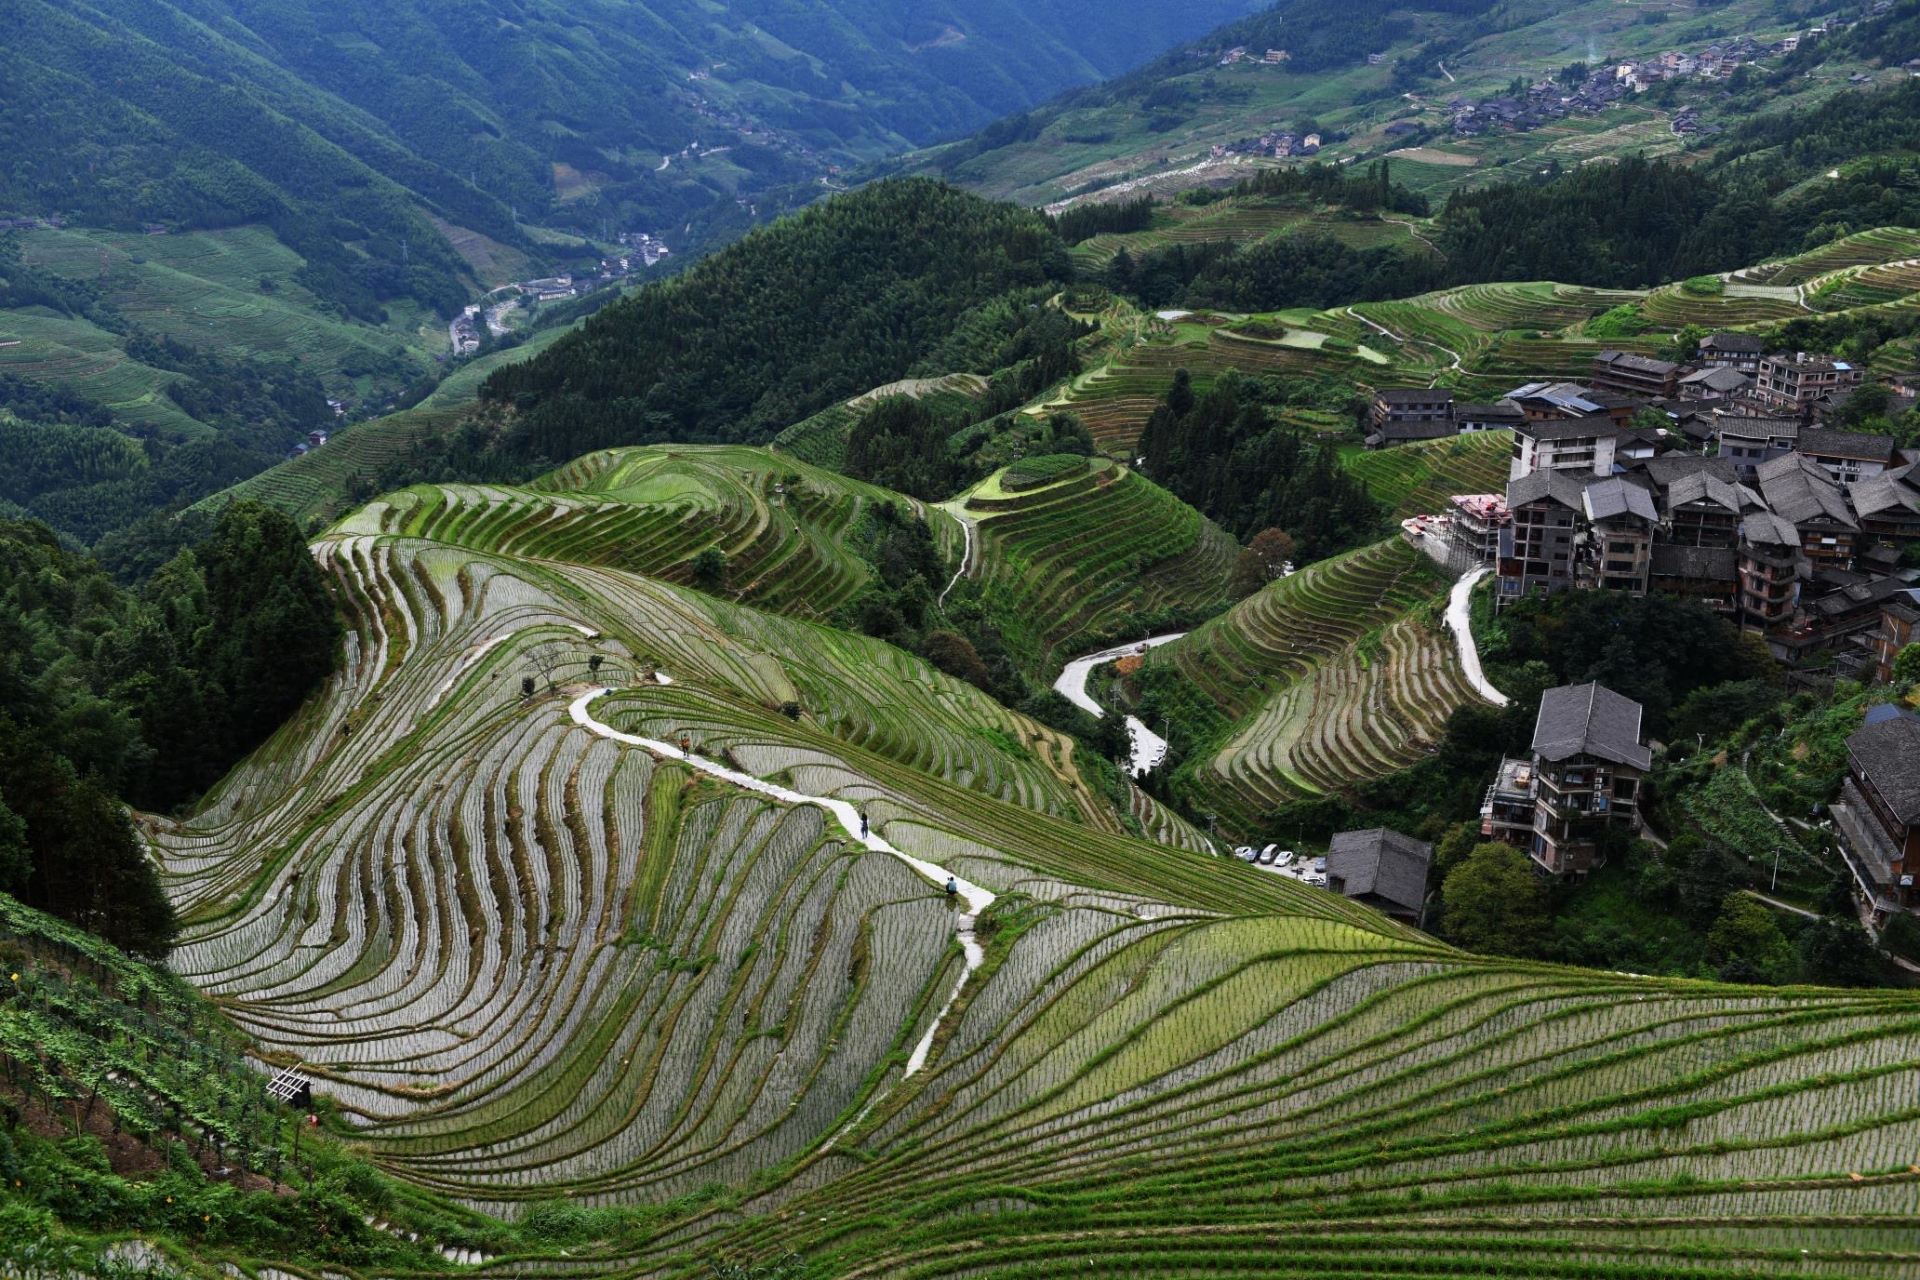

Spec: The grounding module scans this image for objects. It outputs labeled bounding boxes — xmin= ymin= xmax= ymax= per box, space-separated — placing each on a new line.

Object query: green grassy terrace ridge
xmin=955 ymin=457 xmax=1238 ymax=670
xmin=1141 ymin=536 xmax=1486 ymax=836
xmin=334 ymin=444 xmax=963 ymax=624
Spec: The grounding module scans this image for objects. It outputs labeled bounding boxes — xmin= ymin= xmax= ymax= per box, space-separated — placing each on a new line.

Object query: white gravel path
xmin=1446 ymin=569 xmax=1508 ymax=706
xmin=568 ymin=684 xmax=992 ymax=1077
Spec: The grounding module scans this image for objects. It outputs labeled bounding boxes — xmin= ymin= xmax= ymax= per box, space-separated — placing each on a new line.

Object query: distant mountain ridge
xmin=2 ymin=0 xmax=1267 ymax=273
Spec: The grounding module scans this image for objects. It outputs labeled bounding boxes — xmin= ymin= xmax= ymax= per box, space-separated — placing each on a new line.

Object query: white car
xmin=1234 ymin=846 xmax=1257 ymax=861
xmin=1304 ymin=873 xmax=1327 ymax=887
xmin=1274 ymin=850 xmax=1295 ymax=868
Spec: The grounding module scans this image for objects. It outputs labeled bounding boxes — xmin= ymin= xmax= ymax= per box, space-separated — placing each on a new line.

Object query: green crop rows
xmin=126 ymin=452 xmax=1920 ymax=1278
xmin=1341 ymin=431 xmax=1514 ymax=522
xmin=960 ymin=459 xmax=1237 ymax=668
xmin=1146 ymin=537 xmax=1479 ymax=834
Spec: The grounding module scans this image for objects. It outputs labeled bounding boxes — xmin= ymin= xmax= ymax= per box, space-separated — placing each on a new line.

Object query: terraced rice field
xmin=1068 ymin=199 xmax=1432 ymax=273
xmin=142 ymin=453 xmax=1920 ymax=1278
xmin=1744 ymin=227 xmax=1920 ymax=286
xmin=1340 ymin=431 xmax=1513 ymax=522
xmin=770 ymin=372 xmax=990 ymax=471
xmin=960 ymin=458 xmax=1237 ymax=668
xmin=333 ymin=445 xmax=960 ymax=622
xmin=1806 ymin=257 xmax=1920 ymax=314
xmin=1147 ymin=538 xmax=1480 ymax=834
xmin=18 ymin=224 xmax=435 ymax=395
xmin=0 ymin=309 xmax=207 ymax=437
xmin=1638 ymin=282 xmax=1806 ymax=328
xmin=1049 ymin=325 xmax=1391 ymax=452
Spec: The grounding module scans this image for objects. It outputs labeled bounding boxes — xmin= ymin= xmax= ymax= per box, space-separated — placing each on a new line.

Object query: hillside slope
xmin=954 ymin=456 xmax=1239 ymax=671
xmin=1140 ymin=536 xmax=1485 ymax=835
xmin=4 ymin=0 xmax=1264 ymax=259
xmin=334 ymin=443 xmax=964 ymax=620
xmin=114 ymin=455 xmax=1920 ymax=1275
xmin=908 ymin=0 xmax=1894 ymax=208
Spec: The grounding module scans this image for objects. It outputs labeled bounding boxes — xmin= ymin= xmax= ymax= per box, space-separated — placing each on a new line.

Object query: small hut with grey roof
xmin=1326 ymin=828 xmax=1433 ymax=924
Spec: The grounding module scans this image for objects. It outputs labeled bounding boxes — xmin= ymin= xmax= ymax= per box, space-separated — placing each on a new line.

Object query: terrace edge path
xmin=1445 ymin=567 xmax=1508 ymax=706
xmin=567 ymin=683 xmax=995 ymax=1078
xmin=937 ymin=503 xmax=977 ymax=607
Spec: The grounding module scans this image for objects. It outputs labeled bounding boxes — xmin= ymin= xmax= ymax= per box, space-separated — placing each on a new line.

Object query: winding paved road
xmin=1053 ymin=634 xmax=1188 ymax=774
xmin=1446 ymin=569 xmax=1508 ymax=706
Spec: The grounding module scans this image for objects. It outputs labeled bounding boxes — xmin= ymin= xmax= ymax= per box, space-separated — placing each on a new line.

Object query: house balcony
xmin=1833 ymin=780 xmax=1912 ymax=918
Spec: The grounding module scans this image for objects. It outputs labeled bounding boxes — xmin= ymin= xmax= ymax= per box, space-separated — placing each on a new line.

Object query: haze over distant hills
xmin=0 ymin=0 xmax=1261 ymax=541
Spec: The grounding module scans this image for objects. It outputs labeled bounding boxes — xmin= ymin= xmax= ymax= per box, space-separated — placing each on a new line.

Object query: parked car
xmin=1304 ymin=873 xmax=1327 ymax=887
xmin=1313 ymin=856 xmax=1328 ymax=874
xmin=1234 ymin=846 xmax=1257 ymax=861
xmin=1257 ymin=844 xmax=1279 ymax=865
xmin=1274 ymin=850 xmax=1295 ymax=867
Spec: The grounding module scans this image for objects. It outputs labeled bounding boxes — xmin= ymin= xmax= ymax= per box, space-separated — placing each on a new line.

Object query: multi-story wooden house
xmin=1482 ymin=683 xmax=1650 ymax=877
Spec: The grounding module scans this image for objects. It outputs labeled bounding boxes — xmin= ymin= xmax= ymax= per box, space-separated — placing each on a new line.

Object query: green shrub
xmin=520 ymin=1199 xmax=600 ymax=1244
xmin=1002 ymin=453 xmax=1090 ymax=491
xmin=1681 ymin=274 xmax=1726 ymax=296
xmin=1585 ymin=303 xmax=1650 ymax=338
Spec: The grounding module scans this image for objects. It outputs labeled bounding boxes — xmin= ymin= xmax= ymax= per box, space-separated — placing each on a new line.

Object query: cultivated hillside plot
xmin=956 ymin=456 xmax=1238 ymax=669
xmin=142 ymin=461 xmax=1920 ymax=1277
xmin=334 ymin=444 xmax=964 ymax=621
xmin=1148 ymin=537 xmax=1487 ymax=835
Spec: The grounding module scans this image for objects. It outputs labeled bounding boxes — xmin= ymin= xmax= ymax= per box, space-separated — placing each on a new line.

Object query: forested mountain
xmin=0 ymin=501 xmax=338 ymax=957
xmin=478 ymin=179 xmax=1073 ymax=467
xmin=903 ymin=0 xmax=1906 ymax=208
xmin=0 ymin=0 xmax=1259 ymax=546
xmin=2 ymin=0 xmax=1263 ymax=269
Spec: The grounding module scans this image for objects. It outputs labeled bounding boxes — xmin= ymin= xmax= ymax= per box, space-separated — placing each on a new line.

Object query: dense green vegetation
xmin=0 ymin=503 xmax=338 ymax=955
xmin=0 ymin=231 xmax=344 ymax=543
xmin=0 ymin=0 xmax=1274 ymax=545
xmin=1134 ymin=370 xmax=1380 ymax=558
xmin=482 ymin=180 xmax=1073 ymax=467
xmin=0 ymin=891 xmax=525 ymax=1271
xmin=0 ymin=0 xmax=1261 ymax=291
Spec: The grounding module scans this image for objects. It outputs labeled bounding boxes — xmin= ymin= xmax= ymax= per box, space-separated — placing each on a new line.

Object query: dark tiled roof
xmin=1595 ymin=350 xmax=1678 ymax=376
xmin=1715 ymin=415 xmax=1800 ymax=441
xmin=1847 ymin=715 xmax=1920 ymax=826
xmin=1532 ymin=682 xmax=1652 ymax=770
xmin=1812 ymin=575 xmax=1913 ymax=620
xmin=1507 ymin=470 xmax=1587 ymax=510
xmin=1454 ymin=401 xmax=1527 ymax=422
xmin=1700 ymin=332 xmax=1763 ymax=353
xmin=1740 ymin=511 xmax=1802 ymax=548
xmin=1679 ymin=366 xmax=1752 ymax=393
xmin=1664 ymin=470 xmax=1748 ymax=514
xmin=1327 ymin=828 xmax=1432 ymax=915
xmin=1650 ymin=544 xmax=1737 ymax=581
xmin=1377 ymin=386 xmax=1453 ymax=403
xmin=1379 ymin=421 xmax=1458 ymax=442
xmin=1582 ymin=476 xmax=1658 ymax=523
xmin=1756 ymin=453 xmax=1857 ymax=527
xmin=1520 ymin=413 xmax=1620 ymax=441
xmin=1798 ymin=428 xmax=1896 ymax=463
xmin=1850 ymin=472 xmax=1920 ymax=521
